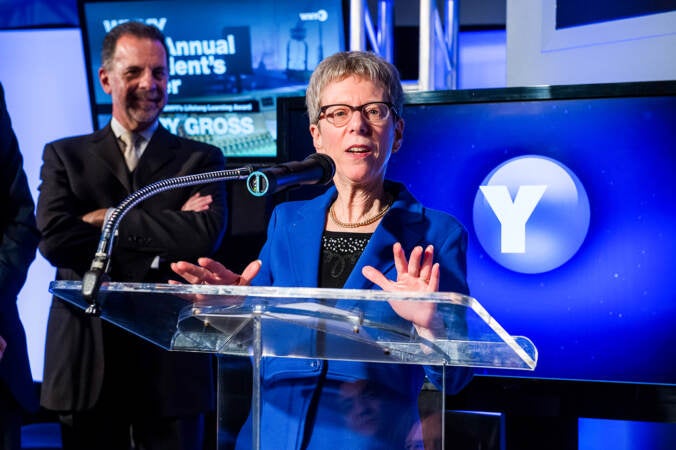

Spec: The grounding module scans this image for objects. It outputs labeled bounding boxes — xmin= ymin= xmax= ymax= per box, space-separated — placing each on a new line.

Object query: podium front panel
xmin=50 ymin=281 xmax=537 ymax=370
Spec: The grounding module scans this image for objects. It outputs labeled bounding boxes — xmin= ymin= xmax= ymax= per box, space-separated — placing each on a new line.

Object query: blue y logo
xmin=473 ymin=155 xmax=590 ymax=274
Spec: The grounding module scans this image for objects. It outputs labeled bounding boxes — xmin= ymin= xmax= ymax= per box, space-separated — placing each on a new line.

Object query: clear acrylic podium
xmin=50 ymin=281 xmax=537 ymax=449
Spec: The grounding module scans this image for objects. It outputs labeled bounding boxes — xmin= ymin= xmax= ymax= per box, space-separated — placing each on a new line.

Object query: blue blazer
xmin=239 ymin=181 xmax=473 ymax=449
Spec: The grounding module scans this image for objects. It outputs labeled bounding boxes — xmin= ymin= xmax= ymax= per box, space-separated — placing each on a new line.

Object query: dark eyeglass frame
xmin=317 ymin=101 xmax=399 ymax=126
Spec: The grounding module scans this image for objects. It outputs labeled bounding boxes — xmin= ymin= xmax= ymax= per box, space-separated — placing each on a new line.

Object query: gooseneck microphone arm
xmin=82 ymin=165 xmax=254 ymax=316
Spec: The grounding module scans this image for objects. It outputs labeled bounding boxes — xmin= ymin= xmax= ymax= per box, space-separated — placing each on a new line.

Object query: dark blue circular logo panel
xmin=473 ymin=155 xmax=590 ymax=274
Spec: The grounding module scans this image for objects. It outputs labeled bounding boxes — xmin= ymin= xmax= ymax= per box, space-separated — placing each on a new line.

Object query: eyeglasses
xmin=318 ymin=102 xmax=397 ymax=127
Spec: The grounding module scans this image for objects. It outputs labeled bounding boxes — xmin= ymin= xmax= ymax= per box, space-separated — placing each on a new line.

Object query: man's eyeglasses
xmin=318 ymin=102 xmax=398 ymax=127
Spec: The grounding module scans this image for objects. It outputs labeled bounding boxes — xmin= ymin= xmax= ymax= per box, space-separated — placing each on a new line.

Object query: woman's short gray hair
xmin=305 ymin=51 xmax=404 ymax=125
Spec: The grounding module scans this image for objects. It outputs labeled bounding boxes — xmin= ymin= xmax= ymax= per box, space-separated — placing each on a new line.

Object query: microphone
xmin=246 ymin=153 xmax=335 ymax=197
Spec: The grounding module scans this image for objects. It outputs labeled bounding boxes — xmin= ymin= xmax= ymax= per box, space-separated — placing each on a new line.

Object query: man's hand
xmin=181 ymin=193 xmax=212 ymax=212
xmin=81 ymin=208 xmax=109 ymax=227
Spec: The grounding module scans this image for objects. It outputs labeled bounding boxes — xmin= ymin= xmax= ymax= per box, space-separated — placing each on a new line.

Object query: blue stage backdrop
xmin=278 ymin=81 xmax=676 ymax=386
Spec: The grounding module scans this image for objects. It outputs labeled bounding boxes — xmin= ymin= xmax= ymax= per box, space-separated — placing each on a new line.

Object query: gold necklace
xmin=329 ymin=196 xmax=393 ymax=228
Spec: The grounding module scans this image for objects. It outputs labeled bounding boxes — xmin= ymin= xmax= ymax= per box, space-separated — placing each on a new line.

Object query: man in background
xmin=36 ymin=22 xmax=227 ymax=450
xmin=0 ymin=82 xmax=40 ymax=450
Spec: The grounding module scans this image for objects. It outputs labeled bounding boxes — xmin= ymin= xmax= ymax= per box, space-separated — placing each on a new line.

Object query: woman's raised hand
xmin=362 ymin=243 xmax=442 ymax=330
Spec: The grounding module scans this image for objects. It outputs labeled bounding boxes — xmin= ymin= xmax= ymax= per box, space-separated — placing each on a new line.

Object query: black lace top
xmin=319 ymin=231 xmax=372 ymax=288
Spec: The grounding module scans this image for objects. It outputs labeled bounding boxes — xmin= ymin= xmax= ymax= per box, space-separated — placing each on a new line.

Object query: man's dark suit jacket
xmin=0 ymin=83 xmax=40 ymax=413
xmin=36 ymin=122 xmax=227 ymax=415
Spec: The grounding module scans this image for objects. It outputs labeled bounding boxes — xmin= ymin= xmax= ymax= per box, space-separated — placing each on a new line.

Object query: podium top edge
xmin=49 ymin=280 xmax=478 ymax=305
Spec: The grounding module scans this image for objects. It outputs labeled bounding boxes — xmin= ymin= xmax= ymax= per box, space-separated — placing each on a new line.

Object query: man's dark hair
xmin=101 ymin=21 xmax=169 ymax=70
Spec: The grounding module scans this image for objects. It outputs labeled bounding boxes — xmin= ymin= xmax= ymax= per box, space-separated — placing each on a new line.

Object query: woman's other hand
xmin=169 ymin=257 xmax=261 ymax=286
